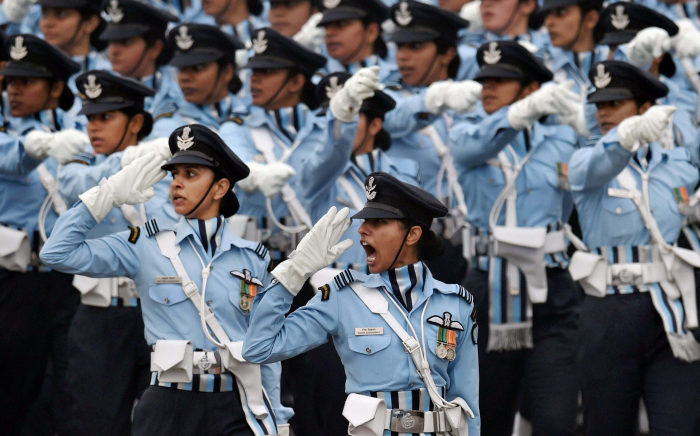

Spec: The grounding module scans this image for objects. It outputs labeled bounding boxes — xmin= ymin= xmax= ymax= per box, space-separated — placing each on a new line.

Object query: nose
xmin=358 ymin=221 xmax=369 ymax=236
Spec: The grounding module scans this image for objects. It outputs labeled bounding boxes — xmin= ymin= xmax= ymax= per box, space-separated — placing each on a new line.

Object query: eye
xmin=188 ymin=171 xmax=196 ymax=177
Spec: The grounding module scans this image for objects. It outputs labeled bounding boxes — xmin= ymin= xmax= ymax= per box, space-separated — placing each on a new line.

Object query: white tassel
xmin=487 ymin=322 xmax=533 ymax=352
xmin=667 ymin=332 xmax=700 ymax=362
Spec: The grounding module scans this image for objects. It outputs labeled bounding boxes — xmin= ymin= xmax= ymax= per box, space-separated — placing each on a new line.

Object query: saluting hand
xmin=24 ymin=129 xmax=89 ymax=164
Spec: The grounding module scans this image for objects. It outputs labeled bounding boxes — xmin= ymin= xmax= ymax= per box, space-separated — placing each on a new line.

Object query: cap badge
xmin=177 ymin=126 xmax=195 ymax=150
xmin=175 ymin=26 xmax=194 ymax=51
xmin=395 ymin=1 xmax=412 ymax=26
xmin=594 ymin=64 xmax=611 ymax=88
xmin=325 ymin=76 xmax=343 ymax=100
xmin=84 ymin=75 xmax=102 ymax=99
xmin=323 ymin=0 xmax=341 ymax=8
xmin=107 ymin=0 xmax=124 ymax=23
xmin=365 ymin=176 xmax=377 ymax=201
xmin=252 ymin=30 xmax=268 ymax=54
xmin=483 ymin=42 xmax=501 ymax=65
xmin=10 ymin=36 xmax=28 ymax=61
xmin=611 ymin=5 xmax=629 ymax=30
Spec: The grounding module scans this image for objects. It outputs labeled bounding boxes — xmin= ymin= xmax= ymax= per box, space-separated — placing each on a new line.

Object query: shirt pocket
xmin=344 ymin=335 xmax=394 ymax=385
xmin=600 ymin=195 xmax=641 ymax=241
xmin=147 ymin=283 xmax=193 ymax=335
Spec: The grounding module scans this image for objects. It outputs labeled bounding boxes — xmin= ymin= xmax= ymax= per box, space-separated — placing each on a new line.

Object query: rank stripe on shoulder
xmin=144 ymin=219 xmax=160 ymax=237
xmin=253 ymin=243 xmax=268 ymax=259
xmin=458 ymin=285 xmax=473 ymax=305
xmin=333 ymin=269 xmax=354 ymax=290
xmin=128 ymin=226 xmax=140 ymax=244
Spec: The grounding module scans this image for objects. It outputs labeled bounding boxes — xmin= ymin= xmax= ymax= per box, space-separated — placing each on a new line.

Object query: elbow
xmin=39 ymin=243 xmax=65 ymax=270
xmin=242 ymin=337 xmax=272 ymax=364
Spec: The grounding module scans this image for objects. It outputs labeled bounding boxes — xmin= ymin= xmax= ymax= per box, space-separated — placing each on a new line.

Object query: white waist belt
xmin=384 ymin=408 xmax=449 ymax=433
xmin=607 ymin=262 xmax=667 ymax=287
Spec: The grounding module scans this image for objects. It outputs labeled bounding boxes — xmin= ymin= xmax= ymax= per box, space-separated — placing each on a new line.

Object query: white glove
xmin=507 ymin=80 xmax=581 ymax=130
xmin=460 ymin=0 xmax=483 ymax=34
xmin=330 ymin=66 xmax=382 ymax=122
xmin=277 ymin=424 xmax=290 ymax=436
xmin=237 ymin=161 xmax=296 ymax=198
xmin=444 ymin=80 xmax=483 ymax=114
xmin=672 ymin=19 xmax=700 ymax=59
xmin=121 ymin=137 xmax=171 ymax=168
xmin=558 ymin=100 xmax=589 ymax=137
xmin=618 ymin=105 xmax=676 ymax=152
xmin=293 ymin=12 xmax=325 ymax=52
xmin=23 ymin=129 xmax=89 ymax=164
xmin=272 ymin=206 xmax=353 ymax=295
xmin=79 ymin=153 xmax=166 ymax=223
xmin=3 ymin=0 xmax=36 ymax=24
xmin=424 ymin=81 xmax=454 ymax=114
xmin=627 ymin=27 xmax=671 ymax=69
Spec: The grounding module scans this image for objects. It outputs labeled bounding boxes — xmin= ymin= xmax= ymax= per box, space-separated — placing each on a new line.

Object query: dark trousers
xmin=463 ymin=267 xmax=582 ymax=436
xmin=132 ymin=386 xmax=256 ymax=436
xmin=66 ymin=304 xmax=151 ymax=436
xmin=0 ymin=270 xmax=78 ymax=436
xmin=581 ymin=292 xmax=700 ymax=436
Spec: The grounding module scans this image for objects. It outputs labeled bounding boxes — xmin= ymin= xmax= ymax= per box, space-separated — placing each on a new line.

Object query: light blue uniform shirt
xmin=150 ymin=93 xmax=248 ymax=138
xmin=319 ymin=48 xmax=399 ymax=83
xmin=39 ymin=203 xmax=293 ymax=425
xmin=569 ymin=129 xmax=699 ymax=248
xmin=140 ymin=66 xmax=185 ymax=118
xmin=460 ymin=28 xmax=551 ymax=59
xmin=148 ymin=0 xmax=214 ymax=24
xmin=242 ymin=266 xmax=480 ymax=435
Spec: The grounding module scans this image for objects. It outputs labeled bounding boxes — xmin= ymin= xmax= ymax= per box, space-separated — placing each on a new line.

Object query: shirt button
xmin=110 ymin=217 xmax=116 ymax=223
xmin=651 ymin=208 xmax=655 ymax=214
xmin=616 ymin=207 xmax=622 ymax=214
xmin=164 ymin=298 xmax=170 ymax=303
xmin=527 ymin=189 xmax=532 ymax=193
xmin=366 ymin=347 xmax=371 ymax=354
xmin=410 ymin=383 xmax=415 ymax=387
xmin=207 ymin=300 xmax=213 ymax=306
xmin=523 ymin=219 xmax=528 ymax=224
xmin=488 ymin=178 xmax=494 ymax=184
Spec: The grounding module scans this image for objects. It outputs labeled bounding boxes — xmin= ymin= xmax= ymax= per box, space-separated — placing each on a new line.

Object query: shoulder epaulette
xmin=457 ymin=285 xmax=474 ymax=305
xmin=144 ymin=219 xmax=161 ymax=237
xmin=385 ymin=84 xmax=402 ymax=91
xmin=225 ymin=115 xmax=245 ymax=125
xmin=66 ymin=151 xmax=96 ymax=166
xmin=252 ymin=242 xmax=269 ymax=260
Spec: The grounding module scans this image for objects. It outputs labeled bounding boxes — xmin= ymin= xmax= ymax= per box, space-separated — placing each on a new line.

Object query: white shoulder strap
xmin=36 ymin=163 xmax=67 ymax=215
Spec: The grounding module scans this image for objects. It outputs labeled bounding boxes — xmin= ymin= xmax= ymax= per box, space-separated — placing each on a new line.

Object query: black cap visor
xmin=78 ymin=100 xmax=137 ymax=116
xmin=351 ymin=203 xmax=405 ymax=221
xmin=598 ymin=30 xmax=637 ymax=46
xmin=474 ymin=64 xmax=527 ymax=82
xmin=99 ymin=24 xmax=151 ymax=42
xmin=660 ymin=53 xmax=676 ymax=78
xmin=387 ymin=27 xmax=441 ymax=43
xmin=245 ymin=55 xmax=297 ymax=70
xmin=2 ymin=61 xmax=54 ymax=79
xmin=587 ymin=87 xmax=635 ymax=103
xmin=318 ymin=7 xmax=367 ymax=25
xmin=162 ymin=150 xmax=220 ymax=171
xmin=170 ymin=49 xmax=225 ymax=68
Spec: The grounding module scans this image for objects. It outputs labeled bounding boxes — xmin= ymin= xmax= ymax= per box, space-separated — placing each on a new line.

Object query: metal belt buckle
xmin=389 ymin=410 xmax=424 ymax=433
xmin=612 ymin=268 xmax=641 ymax=286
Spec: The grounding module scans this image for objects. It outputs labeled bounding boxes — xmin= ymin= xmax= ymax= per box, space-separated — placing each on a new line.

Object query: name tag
xmin=156 ymin=276 xmax=182 ymax=284
xmin=355 ymin=327 xmax=384 ymax=336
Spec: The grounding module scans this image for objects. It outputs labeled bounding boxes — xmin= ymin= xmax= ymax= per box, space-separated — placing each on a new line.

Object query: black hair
xmin=142 ymin=27 xmax=172 ymax=67
xmin=435 ymin=39 xmax=461 ymax=79
xmin=295 ymin=70 xmax=321 ymax=110
xmin=121 ymin=106 xmax=153 ymax=141
xmin=76 ymin=6 xmax=109 ymax=52
xmin=217 ymin=58 xmax=243 ymax=94
xmin=399 ymin=219 xmax=445 ymax=261
xmin=362 ymin=109 xmax=392 ymax=151
xmin=360 ymin=16 xmax=388 ymax=60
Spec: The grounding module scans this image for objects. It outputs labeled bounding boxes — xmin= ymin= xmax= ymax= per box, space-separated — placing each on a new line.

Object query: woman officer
xmin=243 ymin=172 xmax=480 ymax=436
xmin=40 ymin=125 xmax=292 ymax=436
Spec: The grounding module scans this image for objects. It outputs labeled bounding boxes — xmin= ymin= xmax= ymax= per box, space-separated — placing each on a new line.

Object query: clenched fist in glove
xmin=3 ymin=0 xmax=36 ymax=24
xmin=24 ymin=129 xmax=89 ymax=164
xmin=293 ymin=13 xmax=325 ymax=53
xmin=618 ymin=105 xmax=676 ymax=152
xmin=672 ymin=19 xmax=700 ymax=59
xmin=507 ymin=80 xmax=581 ymax=130
xmin=330 ymin=66 xmax=382 ymax=122
xmin=237 ymin=161 xmax=296 ymax=198
xmin=460 ymin=0 xmax=483 ymax=34
xmin=80 ymin=153 xmax=166 ymax=223
xmin=121 ymin=137 xmax=171 ymax=168
xmin=425 ymin=80 xmax=483 ymax=114
xmin=627 ymin=27 xmax=671 ymax=69
xmin=272 ymin=206 xmax=354 ymax=295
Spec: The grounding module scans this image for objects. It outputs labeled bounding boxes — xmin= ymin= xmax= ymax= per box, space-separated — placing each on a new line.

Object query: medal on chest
xmin=427 ymin=312 xmax=464 ymax=361
xmin=556 ymin=162 xmax=570 ymax=191
xmin=231 ymin=269 xmax=263 ymax=311
xmin=673 ymin=187 xmax=691 ymax=216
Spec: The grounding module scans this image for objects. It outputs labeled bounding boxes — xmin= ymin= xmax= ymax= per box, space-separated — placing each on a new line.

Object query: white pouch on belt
xmin=492 ymin=226 xmax=548 ymax=303
xmin=661 ymin=247 xmax=700 ymax=328
xmin=0 ymin=226 xmax=31 ymax=272
xmin=343 ymin=393 xmax=388 ymax=436
xmin=219 ymin=341 xmax=268 ymax=419
xmin=72 ymin=275 xmax=112 ymax=307
xmin=150 ymin=340 xmax=193 ymax=383
xmin=444 ymin=397 xmax=472 ymax=436
xmin=568 ymin=251 xmax=608 ymax=298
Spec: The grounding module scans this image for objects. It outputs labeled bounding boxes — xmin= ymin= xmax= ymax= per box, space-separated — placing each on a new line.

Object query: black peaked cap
xmin=598 ymin=2 xmax=678 ymax=46
xmin=474 ymin=40 xmax=553 ymax=84
xmin=246 ymin=27 xmax=327 ymax=75
xmin=318 ymin=0 xmax=389 ymax=26
xmin=168 ymin=24 xmax=244 ymax=68
xmin=588 ymin=60 xmax=668 ymax=103
xmin=100 ymin=0 xmax=178 ymax=41
xmin=76 ymin=70 xmax=155 ymax=115
xmin=388 ymin=0 xmax=468 ymax=44
xmin=2 ymin=34 xmax=80 ymax=81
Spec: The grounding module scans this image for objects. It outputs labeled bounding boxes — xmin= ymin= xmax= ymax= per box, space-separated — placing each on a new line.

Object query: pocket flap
xmin=221 ymin=341 xmax=247 ymax=364
xmin=0 ymin=226 xmax=29 ymax=257
xmin=342 ymin=393 xmax=386 ymax=427
xmin=347 ymin=335 xmax=391 ymax=355
xmin=72 ymin=275 xmax=101 ymax=295
xmin=152 ymin=340 xmax=192 ymax=371
xmin=148 ymin=283 xmax=188 ymax=306
xmin=569 ymin=251 xmax=604 ymax=281
xmin=492 ymin=226 xmax=546 ymax=249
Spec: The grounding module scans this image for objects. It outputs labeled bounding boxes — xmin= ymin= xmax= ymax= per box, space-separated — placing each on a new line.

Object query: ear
xmin=368 ymin=117 xmax=383 ymax=136
xmin=638 ymin=101 xmax=653 ymax=115
xmin=366 ymin=22 xmax=380 ymax=45
xmin=288 ymin=72 xmax=306 ymax=93
xmin=128 ymin=113 xmax=145 ymax=136
xmin=50 ymin=81 xmax=65 ymax=100
xmin=405 ymin=225 xmax=423 ymax=247
xmin=582 ymin=9 xmax=599 ymax=30
xmin=520 ymin=0 xmax=537 ymax=16
xmin=519 ymin=81 xmax=540 ymax=99
xmin=148 ymin=39 xmax=164 ymax=60
xmin=212 ymin=177 xmax=231 ymax=201
xmin=82 ymin=15 xmax=101 ymax=35
xmin=221 ymin=63 xmax=236 ymax=85
xmin=440 ymin=46 xmax=457 ymax=68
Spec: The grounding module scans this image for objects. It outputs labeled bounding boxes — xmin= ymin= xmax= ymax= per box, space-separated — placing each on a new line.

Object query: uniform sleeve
xmin=0 ymin=135 xmax=46 ymax=176
xmin=261 ymin=362 xmax=294 ymax=424
xmin=219 ymin=121 xmax=258 ymax=163
xmin=58 ymin=155 xmax=122 ymax=206
xmin=242 ymin=281 xmax=339 ymax=364
xmin=446 ymin=297 xmax=480 ymax=435
xmin=449 ymin=106 xmax=520 ymax=168
xmin=40 ymin=202 xmax=141 ymax=278
xmin=569 ymin=128 xmax=634 ymax=192
xmin=382 ymin=89 xmax=438 ymax=139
